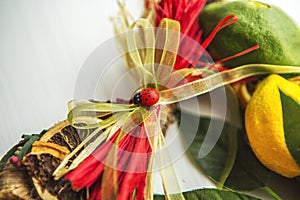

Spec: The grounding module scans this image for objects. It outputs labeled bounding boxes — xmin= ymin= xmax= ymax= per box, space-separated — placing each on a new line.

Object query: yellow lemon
xmin=245 ymin=74 xmax=300 ymax=178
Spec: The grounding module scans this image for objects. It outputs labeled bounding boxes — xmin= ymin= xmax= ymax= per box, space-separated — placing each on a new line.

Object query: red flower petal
xmin=147 ymin=0 xmax=259 ymax=72
xmin=65 ymin=124 xmax=152 ymax=200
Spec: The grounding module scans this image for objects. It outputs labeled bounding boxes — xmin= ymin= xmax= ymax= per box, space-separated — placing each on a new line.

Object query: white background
xmin=0 ymin=0 xmax=300 ymax=198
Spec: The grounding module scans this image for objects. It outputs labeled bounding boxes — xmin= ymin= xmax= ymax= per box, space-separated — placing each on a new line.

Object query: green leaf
xmin=220 ymin=122 xmax=284 ymax=200
xmin=178 ymin=86 xmax=283 ymax=198
xmin=18 ymin=134 xmax=41 ymax=161
xmin=0 ymin=141 xmax=24 ymax=170
xmin=280 ymin=91 xmax=300 ymax=167
xmin=224 ymin=130 xmax=272 ymax=190
xmin=178 ymin=86 xmax=239 ymax=186
xmin=179 ymin=114 xmax=237 ymax=185
xmin=179 ymin=113 xmax=273 ymax=191
xmin=154 ymin=189 xmax=261 ymax=200
xmin=0 ymin=131 xmax=44 ymax=170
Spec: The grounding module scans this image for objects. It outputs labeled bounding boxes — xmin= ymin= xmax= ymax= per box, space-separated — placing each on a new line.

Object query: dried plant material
xmin=29 ymin=141 xmax=70 ymax=161
xmin=22 ymin=122 xmax=87 ymax=200
xmin=0 ymin=163 xmax=40 ymax=200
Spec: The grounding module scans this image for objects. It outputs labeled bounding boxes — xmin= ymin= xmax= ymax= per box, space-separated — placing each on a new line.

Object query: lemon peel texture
xmin=245 ymin=74 xmax=300 ymax=178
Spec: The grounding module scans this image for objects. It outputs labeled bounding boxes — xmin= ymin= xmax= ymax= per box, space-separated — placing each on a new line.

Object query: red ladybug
xmin=133 ymin=88 xmax=160 ymax=106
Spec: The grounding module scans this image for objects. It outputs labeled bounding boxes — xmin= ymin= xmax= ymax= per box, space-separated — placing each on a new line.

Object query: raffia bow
xmin=52 ymin=10 xmax=300 ymax=200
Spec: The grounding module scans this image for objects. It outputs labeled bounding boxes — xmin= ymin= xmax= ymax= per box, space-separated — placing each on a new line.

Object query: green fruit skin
xmin=199 ymin=0 xmax=300 ymax=67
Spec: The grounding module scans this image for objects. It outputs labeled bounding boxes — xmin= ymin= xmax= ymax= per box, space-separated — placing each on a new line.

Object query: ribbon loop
xmin=114 ymin=17 xmax=182 ymax=89
xmin=155 ymin=19 xmax=181 ymax=87
xmin=67 ymin=100 xmax=136 ymax=129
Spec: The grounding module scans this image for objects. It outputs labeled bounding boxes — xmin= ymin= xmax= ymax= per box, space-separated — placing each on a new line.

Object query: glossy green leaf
xmin=280 ymin=91 xmax=300 ymax=167
xmin=177 ymin=87 xmax=283 ymax=199
xmin=221 ymin=123 xmax=283 ymax=200
xmin=178 ymin=86 xmax=239 ymax=186
xmin=179 ymin=114 xmax=237 ymax=184
xmin=154 ymin=188 xmax=261 ymax=200
xmin=224 ymin=130 xmax=272 ymax=190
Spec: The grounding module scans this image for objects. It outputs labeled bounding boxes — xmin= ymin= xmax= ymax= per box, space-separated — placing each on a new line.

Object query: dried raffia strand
xmin=232 ymin=82 xmax=253 ymax=107
xmin=0 ymin=163 xmax=39 ymax=199
xmin=234 ymin=75 xmax=300 ymax=107
xmin=289 ymin=75 xmax=300 ymax=85
xmin=159 ymin=104 xmax=177 ymax=134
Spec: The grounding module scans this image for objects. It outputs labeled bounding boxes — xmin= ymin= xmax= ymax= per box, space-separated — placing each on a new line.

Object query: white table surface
xmin=0 ymin=0 xmax=300 ymax=199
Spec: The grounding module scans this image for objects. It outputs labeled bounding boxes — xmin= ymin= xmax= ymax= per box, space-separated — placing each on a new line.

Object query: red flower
xmin=151 ymin=0 xmax=205 ymax=38
xmin=147 ymin=0 xmax=259 ymax=72
xmin=65 ymin=124 xmax=152 ymax=200
xmin=147 ymin=0 xmax=206 ymax=70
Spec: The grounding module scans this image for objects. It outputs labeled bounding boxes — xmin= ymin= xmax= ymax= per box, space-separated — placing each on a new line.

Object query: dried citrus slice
xmin=245 ymin=74 xmax=300 ymax=178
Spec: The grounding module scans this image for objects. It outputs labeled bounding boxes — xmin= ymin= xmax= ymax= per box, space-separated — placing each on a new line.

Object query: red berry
xmin=139 ymin=88 xmax=160 ymax=106
xmin=10 ymin=155 xmax=22 ymax=167
xmin=16 ymin=161 xmax=22 ymax=167
xmin=10 ymin=155 xmax=19 ymax=164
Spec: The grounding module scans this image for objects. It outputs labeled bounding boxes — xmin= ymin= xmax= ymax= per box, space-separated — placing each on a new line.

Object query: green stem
xmin=263 ymin=186 xmax=282 ymax=200
xmin=17 ymin=134 xmax=41 ymax=161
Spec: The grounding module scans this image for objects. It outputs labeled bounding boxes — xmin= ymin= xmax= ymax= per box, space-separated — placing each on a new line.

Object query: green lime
xmin=199 ymin=1 xmax=300 ymax=67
